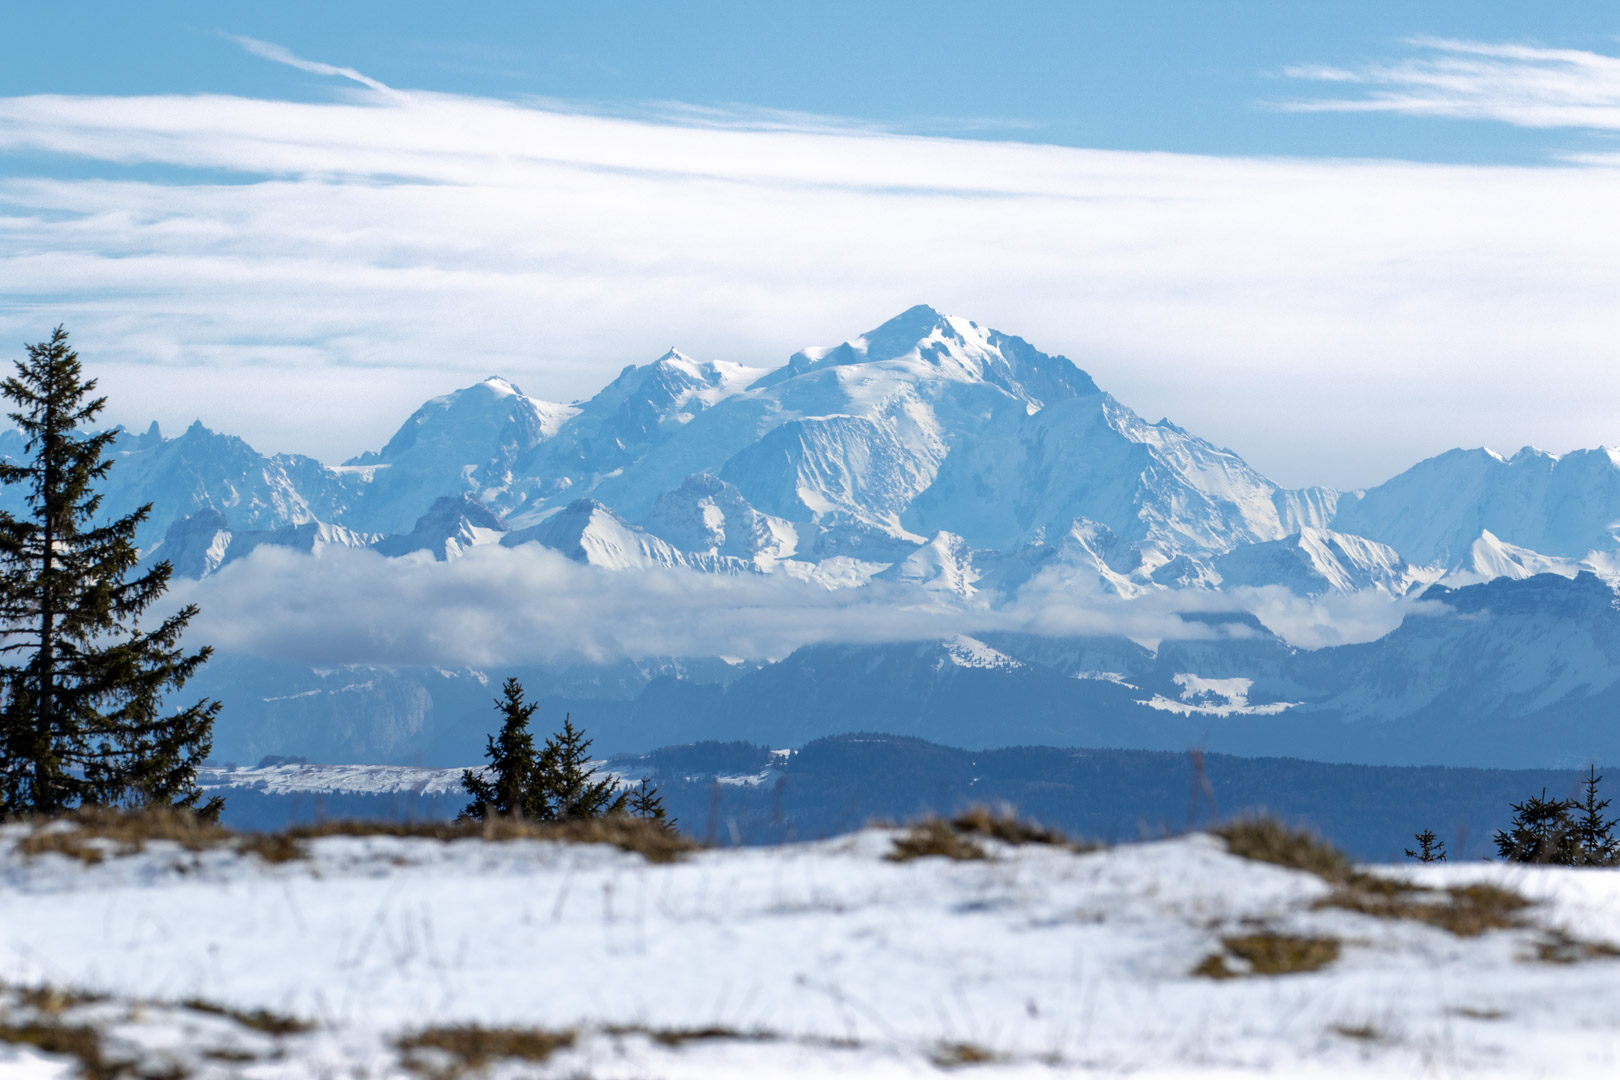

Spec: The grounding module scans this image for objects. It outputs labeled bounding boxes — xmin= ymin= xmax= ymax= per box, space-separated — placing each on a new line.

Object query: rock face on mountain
xmin=6 ymin=305 xmax=1619 ymax=603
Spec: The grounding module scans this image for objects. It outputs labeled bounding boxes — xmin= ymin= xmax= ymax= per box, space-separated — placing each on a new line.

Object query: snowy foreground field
xmin=3 ymin=818 xmax=1620 ymax=1078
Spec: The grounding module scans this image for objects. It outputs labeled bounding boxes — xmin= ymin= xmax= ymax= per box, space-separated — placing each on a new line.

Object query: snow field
xmin=2 ymin=826 xmax=1620 ymax=1077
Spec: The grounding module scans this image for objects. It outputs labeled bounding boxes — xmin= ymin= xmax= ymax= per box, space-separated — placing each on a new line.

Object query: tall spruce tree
xmin=460 ymin=677 xmax=541 ymax=820
xmin=0 ymin=327 xmax=220 ymax=820
xmin=1572 ymin=765 xmax=1619 ymax=867
xmin=536 ymin=714 xmax=626 ymax=820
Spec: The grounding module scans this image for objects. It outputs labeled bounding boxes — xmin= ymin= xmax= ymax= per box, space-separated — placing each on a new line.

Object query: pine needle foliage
xmin=0 ymin=328 xmax=220 ymax=820
xmin=460 ymin=677 xmax=540 ymax=821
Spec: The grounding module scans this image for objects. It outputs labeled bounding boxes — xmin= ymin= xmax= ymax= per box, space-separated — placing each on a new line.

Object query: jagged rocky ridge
xmin=5 ymin=304 xmax=1615 ymax=600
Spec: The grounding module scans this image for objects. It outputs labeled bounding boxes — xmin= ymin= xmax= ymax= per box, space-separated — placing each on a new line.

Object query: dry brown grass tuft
xmin=11 ymin=809 xmax=696 ymax=866
xmin=1193 ymin=932 xmax=1341 ymax=979
xmin=1213 ymin=818 xmax=1352 ymax=882
xmin=398 ymin=1024 xmax=576 ymax=1075
xmin=1215 ymin=817 xmax=1537 ymax=940
xmin=279 ymin=816 xmax=695 ymax=863
xmin=603 ymin=1024 xmax=772 ymax=1046
xmin=1318 ymin=879 xmax=1532 ymax=937
xmin=1452 ymin=1006 xmax=1507 ymax=1021
xmin=948 ymin=806 xmax=1091 ymax=850
xmin=15 ymin=807 xmax=230 ymax=863
xmin=887 ymin=819 xmax=990 ymax=862
xmin=889 ymin=807 xmax=1098 ymax=862
xmin=0 ymin=1020 xmax=118 ymax=1080
xmin=1531 ymin=931 xmax=1620 ymax=964
xmin=180 ymin=997 xmax=313 ymax=1035
xmin=932 ymin=1040 xmax=997 ymax=1067
xmin=16 ymin=985 xmax=106 ymax=1015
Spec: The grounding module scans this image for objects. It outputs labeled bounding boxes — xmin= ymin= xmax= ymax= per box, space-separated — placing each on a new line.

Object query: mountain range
xmin=5 ymin=305 xmax=1619 ymax=769
xmin=5 ymin=303 xmax=1615 ymax=601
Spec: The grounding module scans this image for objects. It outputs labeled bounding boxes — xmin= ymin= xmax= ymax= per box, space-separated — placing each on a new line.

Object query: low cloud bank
xmin=170 ymin=544 xmax=1428 ymax=668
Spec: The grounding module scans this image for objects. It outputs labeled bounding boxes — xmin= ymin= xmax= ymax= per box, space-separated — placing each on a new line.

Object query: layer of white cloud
xmin=168 ymin=543 xmax=1420 ymax=669
xmin=0 ymin=47 xmax=1617 ymax=490
xmin=1283 ymin=38 xmax=1620 ymax=133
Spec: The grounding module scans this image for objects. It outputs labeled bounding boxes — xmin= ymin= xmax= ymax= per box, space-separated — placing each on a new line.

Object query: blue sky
xmin=1 ymin=3 xmax=1618 ymax=488
xmin=7 ymin=1 xmax=1615 ymax=163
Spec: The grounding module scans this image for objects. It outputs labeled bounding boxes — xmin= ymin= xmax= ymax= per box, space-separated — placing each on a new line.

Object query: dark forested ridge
xmin=215 ymin=733 xmax=1601 ymax=862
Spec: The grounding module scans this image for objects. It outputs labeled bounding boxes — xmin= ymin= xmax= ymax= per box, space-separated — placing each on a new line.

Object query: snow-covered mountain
xmin=1213 ymin=527 xmax=1431 ymax=597
xmin=1331 ymin=445 xmax=1620 ymax=565
xmin=7 ymin=304 xmax=1620 ymax=607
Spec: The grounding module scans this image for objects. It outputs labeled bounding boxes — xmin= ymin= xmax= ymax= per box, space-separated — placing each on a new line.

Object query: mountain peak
xmin=857 ymin=304 xmax=956 ymax=363
xmin=476 ymin=376 xmax=523 ymax=397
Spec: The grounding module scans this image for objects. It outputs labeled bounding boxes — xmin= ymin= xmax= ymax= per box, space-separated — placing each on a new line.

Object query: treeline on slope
xmin=209 ymin=733 xmax=1620 ymax=862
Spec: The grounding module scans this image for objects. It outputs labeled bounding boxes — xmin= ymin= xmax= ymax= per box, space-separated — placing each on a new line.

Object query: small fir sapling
xmin=1572 ymin=765 xmax=1620 ymax=867
xmin=1493 ymin=788 xmax=1578 ymax=865
xmin=628 ymin=775 xmax=674 ymax=829
xmin=1404 ymin=828 xmax=1447 ymax=863
xmin=535 ymin=714 xmax=626 ymax=820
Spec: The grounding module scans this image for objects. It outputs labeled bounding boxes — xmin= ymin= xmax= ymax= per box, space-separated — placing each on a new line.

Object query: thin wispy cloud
xmin=1282 ymin=37 xmax=1620 ymax=132
xmin=0 ymin=42 xmax=1617 ymax=491
xmin=226 ymin=34 xmax=399 ymax=96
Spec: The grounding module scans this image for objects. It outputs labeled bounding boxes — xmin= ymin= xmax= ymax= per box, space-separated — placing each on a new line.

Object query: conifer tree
xmin=628 ymin=775 xmax=673 ymax=829
xmin=1404 ymin=828 xmax=1447 ymax=863
xmin=0 ymin=328 xmax=220 ymax=820
xmin=535 ymin=714 xmax=626 ymax=820
xmin=1572 ymin=765 xmax=1619 ymax=867
xmin=1493 ymin=789 xmax=1577 ymax=864
xmin=460 ymin=677 xmax=540 ymax=820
